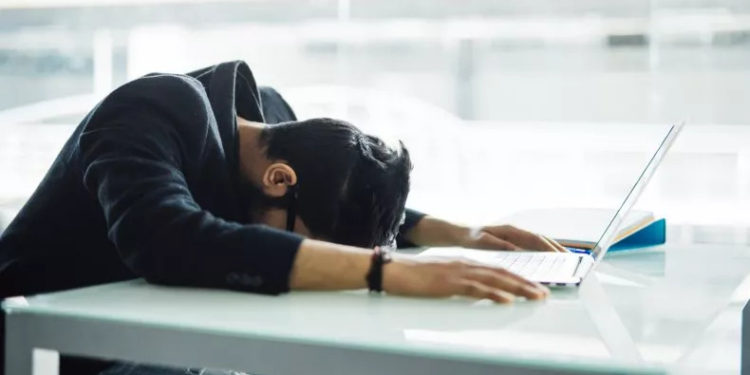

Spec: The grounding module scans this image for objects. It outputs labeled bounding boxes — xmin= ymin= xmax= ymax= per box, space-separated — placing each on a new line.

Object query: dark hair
xmin=259 ymin=118 xmax=412 ymax=248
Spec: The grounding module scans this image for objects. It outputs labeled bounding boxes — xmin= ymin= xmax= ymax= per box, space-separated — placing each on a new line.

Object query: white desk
xmin=5 ymin=244 xmax=750 ymax=375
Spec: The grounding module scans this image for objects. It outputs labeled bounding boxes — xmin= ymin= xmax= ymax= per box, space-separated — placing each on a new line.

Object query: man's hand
xmin=384 ymin=254 xmax=549 ymax=303
xmin=456 ymin=225 xmax=568 ymax=252
xmin=405 ymin=216 xmax=567 ymax=252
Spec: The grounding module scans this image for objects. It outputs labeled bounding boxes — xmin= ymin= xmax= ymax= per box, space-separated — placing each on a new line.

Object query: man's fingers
xmin=458 ymin=280 xmax=515 ymax=303
xmin=474 ymin=232 xmax=520 ymax=251
xmin=543 ymin=236 xmax=568 ymax=252
xmin=485 ymin=225 xmax=555 ymax=252
xmin=538 ymin=235 xmax=565 ymax=252
xmin=457 ymin=258 xmax=542 ymax=290
xmin=518 ymin=230 xmax=560 ymax=252
xmin=489 ymin=267 xmax=550 ymax=296
xmin=474 ymin=264 xmax=538 ymax=288
xmin=468 ymin=268 xmax=548 ymax=300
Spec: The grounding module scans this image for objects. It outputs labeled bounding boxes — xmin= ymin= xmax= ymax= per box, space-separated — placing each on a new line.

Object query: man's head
xmin=241 ymin=118 xmax=412 ymax=248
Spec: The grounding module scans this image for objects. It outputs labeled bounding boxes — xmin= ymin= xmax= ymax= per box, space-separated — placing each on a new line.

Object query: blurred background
xmin=0 ymin=0 xmax=748 ymax=244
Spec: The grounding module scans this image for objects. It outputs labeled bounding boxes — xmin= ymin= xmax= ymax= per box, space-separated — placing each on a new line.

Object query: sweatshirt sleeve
xmin=79 ymin=74 xmax=303 ymax=295
xmin=396 ymin=208 xmax=426 ymax=249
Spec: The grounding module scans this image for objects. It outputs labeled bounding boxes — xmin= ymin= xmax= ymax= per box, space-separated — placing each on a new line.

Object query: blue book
xmin=608 ymin=218 xmax=666 ymax=251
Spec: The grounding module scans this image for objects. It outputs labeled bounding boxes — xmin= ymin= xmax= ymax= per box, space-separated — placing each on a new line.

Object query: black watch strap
xmin=366 ymin=246 xmax=392 ymax=293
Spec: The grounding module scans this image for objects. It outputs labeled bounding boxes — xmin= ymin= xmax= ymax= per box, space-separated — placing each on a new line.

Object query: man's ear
xmin=261 ymin=162 xmax=298 ymax=197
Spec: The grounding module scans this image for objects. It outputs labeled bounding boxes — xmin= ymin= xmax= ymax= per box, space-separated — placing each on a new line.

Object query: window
xmin=1 ymin=0 xmax=748 ymax=243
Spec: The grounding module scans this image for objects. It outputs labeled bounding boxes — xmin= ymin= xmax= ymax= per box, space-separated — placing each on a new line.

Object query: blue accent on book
xmin=567 ymin=247 xmax=590 ymax=254
xmin=609 ymin=218 xmax=666 ymax=251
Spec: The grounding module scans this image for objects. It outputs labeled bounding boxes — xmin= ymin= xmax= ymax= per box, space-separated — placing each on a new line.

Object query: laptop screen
xmin=590 ymin=123 xmax=684 ymax=260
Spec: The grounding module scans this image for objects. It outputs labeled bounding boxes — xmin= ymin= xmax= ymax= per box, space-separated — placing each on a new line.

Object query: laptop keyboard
xmin=492 ymin=252 xmax=580 ymax=280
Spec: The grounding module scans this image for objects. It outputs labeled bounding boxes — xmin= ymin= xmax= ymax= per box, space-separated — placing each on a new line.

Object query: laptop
xmin=419 ymin=123 xmax=684 ymax=287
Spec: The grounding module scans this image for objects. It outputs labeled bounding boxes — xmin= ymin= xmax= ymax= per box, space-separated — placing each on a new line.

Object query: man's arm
xmin=395 ymin=208 xmax=426 ymax=248
xmin=290 ymin=238 xmax=548 ymax=303
xmin=80 ymin=74 xmax=308 ymax=294
xmin=402 ymin=215 xmax=568 ymax=252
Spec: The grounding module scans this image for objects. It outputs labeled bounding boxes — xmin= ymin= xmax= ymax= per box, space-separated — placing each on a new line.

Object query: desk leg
xmin=5 ymin=314 xmax=33 ymax=375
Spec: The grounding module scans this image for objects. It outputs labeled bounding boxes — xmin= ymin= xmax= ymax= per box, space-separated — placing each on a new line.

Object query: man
xmin=0 ymin=61 xmax=565 ymax=375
